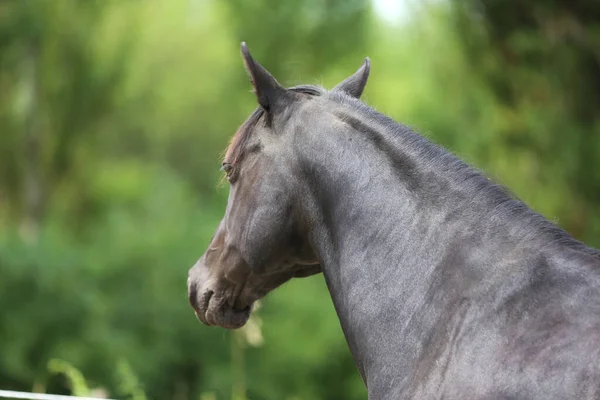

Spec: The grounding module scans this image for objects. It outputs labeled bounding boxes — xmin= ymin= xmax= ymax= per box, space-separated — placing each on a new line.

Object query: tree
xmin=452 ymin=0 xmax=600 ymax=243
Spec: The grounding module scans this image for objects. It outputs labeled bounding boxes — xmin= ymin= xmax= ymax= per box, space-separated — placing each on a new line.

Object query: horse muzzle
xmin=187 ymin=261 xmax=253 ymax=329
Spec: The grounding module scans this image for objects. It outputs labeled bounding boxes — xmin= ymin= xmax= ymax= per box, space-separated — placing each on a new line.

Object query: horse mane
xmin=326 ymin=90 xmax=600 ymax=259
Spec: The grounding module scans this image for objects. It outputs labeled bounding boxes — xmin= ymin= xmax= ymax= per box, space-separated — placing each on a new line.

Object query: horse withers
xmin=187 ymin=43 xmax=600 ymax=399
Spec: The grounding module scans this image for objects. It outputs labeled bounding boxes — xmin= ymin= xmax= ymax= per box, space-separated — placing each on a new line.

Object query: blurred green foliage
xmin=0 ymin=1 xmax=598 ymax=399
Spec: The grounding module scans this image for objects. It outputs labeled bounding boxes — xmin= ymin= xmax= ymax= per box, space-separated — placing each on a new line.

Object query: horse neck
xmin=296 ymin=101 xmax=582 ymax=393
xmin=297 ymin=108 xmax=448 ymax=385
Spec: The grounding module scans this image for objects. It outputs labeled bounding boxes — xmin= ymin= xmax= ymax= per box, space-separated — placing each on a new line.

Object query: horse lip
xmin=206 ymin=293 xmax=254 ymax=329
xmin=192 ymin=280 xmax=254 ymax=328
xmin=217 ymin=303 xmax=253 ymax=329
xmin=196 ymin=290 xmax=213 ymax=326
xmin=233 ymin=299 xmax=251 ymax=311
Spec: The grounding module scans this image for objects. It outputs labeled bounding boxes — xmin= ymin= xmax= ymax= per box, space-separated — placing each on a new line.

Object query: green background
xmin=1 ymin=1 xmax=599 ymax=399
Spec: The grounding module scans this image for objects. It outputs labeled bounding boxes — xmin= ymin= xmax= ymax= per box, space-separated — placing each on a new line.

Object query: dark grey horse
xmin=188 ymin=43 xmax=600 ymax=399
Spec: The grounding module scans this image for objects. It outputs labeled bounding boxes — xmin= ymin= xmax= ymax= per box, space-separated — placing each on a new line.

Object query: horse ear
xmin=332 ymin=57 xmax=371 ymax=99
xmin=241 ymin=42 xmax=289 ymax=112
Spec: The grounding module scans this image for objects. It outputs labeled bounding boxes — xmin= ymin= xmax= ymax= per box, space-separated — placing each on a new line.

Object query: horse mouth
xmin=194 ymin=289 xmax=253 ymax=329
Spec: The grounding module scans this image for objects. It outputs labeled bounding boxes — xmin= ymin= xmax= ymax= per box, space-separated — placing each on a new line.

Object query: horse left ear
xmin=241 ymin=42 xmax=290 ymax=113
xmin=332 ymin=57 xmax=371 ymax=99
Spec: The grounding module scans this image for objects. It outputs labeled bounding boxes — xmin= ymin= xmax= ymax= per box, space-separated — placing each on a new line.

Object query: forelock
xmin=224 ymin=85 xmax=324 ymax=164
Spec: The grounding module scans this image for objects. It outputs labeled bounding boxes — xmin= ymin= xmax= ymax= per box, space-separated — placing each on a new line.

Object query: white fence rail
xmin=0 ymin=390 xmax=115 ymax=400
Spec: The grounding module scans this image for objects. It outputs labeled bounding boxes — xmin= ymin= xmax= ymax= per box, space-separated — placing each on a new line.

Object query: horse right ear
xmin=332 ymin=57 xmax=371 ymax=99
xmin=241 ymin=42 xmax=291 ymax=113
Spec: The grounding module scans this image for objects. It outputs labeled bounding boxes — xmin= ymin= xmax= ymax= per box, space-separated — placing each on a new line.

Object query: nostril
xmin=201 ymin=290 xmax=213 ymax=315
xmin=188 ymin=281 xmax=199 ymax=312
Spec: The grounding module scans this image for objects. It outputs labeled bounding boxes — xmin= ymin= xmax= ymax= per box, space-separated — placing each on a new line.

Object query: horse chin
xmin=202 ymin=293 xmax=253 ymax=329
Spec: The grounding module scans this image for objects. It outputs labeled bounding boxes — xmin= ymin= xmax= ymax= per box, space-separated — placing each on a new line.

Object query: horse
xmin=187 ymin=42 xmax=600 ymax=399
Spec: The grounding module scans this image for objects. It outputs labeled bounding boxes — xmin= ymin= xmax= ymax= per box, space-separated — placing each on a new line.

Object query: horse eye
xmin=221 ymin=163 xmax=233 ymax=173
